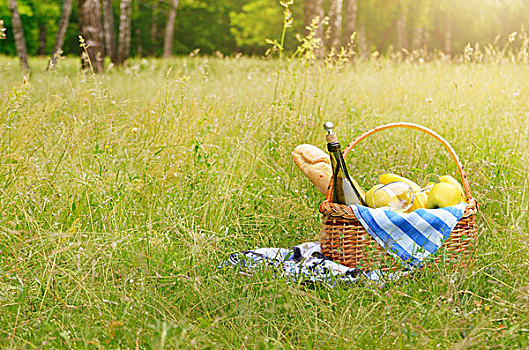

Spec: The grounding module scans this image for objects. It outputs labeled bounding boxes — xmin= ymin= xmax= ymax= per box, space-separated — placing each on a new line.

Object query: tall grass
xmin=0 ymin=53 xmax=528 ymax=348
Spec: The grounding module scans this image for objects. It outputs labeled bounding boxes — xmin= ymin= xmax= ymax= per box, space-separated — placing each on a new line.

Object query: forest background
xmin=2 ymin=0 xmax=529 ymax=63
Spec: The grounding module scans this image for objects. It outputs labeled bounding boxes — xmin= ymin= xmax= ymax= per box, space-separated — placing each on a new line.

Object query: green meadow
xmin=1 ymin=55 xmax=528 ymax=348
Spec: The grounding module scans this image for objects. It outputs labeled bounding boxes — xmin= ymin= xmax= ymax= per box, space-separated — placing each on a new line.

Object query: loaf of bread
xmin=292 ymin=144 xmax=332 ymax=194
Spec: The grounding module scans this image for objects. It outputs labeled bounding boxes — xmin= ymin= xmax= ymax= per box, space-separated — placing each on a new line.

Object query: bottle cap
xmin=324 ymin=121 xmax=334 ymax=134
xmin=324 ymin=121 xmax=338 ymax=143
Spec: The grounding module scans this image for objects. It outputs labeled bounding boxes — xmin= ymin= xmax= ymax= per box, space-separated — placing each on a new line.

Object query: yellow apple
xmin=439 ymin=175 xmax=467 ymax=202
xmin=365 ymin=184 xmax=388 ymax=208
xmin=426 ymin=182 xmax=462 ymax=209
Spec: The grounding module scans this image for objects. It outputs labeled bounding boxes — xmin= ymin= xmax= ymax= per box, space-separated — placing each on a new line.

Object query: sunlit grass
xmin=0 ymin=54 xmax=528 ymax=348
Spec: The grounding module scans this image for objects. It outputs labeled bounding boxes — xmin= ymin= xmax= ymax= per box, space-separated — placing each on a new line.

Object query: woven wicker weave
xmin=319 ymin=123 xmax=479 ymax=271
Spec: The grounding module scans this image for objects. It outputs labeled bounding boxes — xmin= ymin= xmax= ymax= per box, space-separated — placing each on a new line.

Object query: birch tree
xmin=116 ymin=0 xmax=132 ymax=64
xmin=7 ymin=0 xmax=29 ymax=71
xmin=343 ymin=0 xmax=357 ymax=46
xmin=48 ymin=0 xmax=74 ymax=69
xmin=102 ymin=0 xmax=117 ymax=63
xmin=163 ymin=0 xmax=179 ymax=57
xmin=328 ymin=0 xmax=343 ymax=51
xmin=150 ymin=0 xmax=159 ymax=51
xmin=78 ymin=0 xmax=105 ymax=73
xmin=37 ymin=23 xmax=46 ymax=55
xmin=304 ymin=0 xmax=324 ymax=59
xmin=396 ymin=1 xmax=408 ymax=52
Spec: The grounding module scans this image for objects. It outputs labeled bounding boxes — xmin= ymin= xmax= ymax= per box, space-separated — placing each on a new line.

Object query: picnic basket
xmin=319 ymin=122 xmax=479 ymax=271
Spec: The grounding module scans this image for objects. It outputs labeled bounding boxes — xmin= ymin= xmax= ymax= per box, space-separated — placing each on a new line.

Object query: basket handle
xmin=325 ymin=122 xmax=476 ymax=208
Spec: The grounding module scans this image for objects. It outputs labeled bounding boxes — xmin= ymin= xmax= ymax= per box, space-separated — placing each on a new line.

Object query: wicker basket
xmin=319 ymin=122 xmax=479 ymax=271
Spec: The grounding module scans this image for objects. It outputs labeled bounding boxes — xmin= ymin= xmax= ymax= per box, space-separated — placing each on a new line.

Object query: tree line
xmin=2 ymin=0 xmax=529 ymax=71
xmin=2 ymin=0 xmax=182 ymax=72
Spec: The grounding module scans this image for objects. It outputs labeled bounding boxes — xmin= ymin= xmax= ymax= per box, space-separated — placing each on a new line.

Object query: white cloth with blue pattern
xmin=351 ymin=203 xmax=467 ymax=268
xmin=220 ymin=242 xmax=404 ymax=287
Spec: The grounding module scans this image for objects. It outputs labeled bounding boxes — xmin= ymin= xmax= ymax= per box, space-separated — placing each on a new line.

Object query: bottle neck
xmin=327 ymin=142 xmax=350 ymax=177
xmin=325 ymin=133 xmax=338 ymax=144
xmin=327 ymin=141 xmax=341 ymax=153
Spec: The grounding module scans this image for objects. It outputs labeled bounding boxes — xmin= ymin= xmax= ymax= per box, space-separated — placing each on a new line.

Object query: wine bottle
xmin=324 ymin=122 xmax=366 ymax=206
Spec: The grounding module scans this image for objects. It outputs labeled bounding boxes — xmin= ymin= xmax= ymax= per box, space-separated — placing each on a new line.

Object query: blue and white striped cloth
xmin=352 ymin=203 xmax=467 ymax=268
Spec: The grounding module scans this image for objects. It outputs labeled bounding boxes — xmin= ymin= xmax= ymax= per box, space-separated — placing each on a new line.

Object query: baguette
xmin=292 ymin=144 xmax=332 ymax=194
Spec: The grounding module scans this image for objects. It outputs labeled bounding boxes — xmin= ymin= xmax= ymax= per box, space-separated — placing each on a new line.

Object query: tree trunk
xmin=411 ymin=26 xmax=423 ymax=51
xmin=136 ymin=28 xmax=142 ymax=56
xmin=444 ymin=16 xmax=451 ymax=56
xmin=304 ymin=0 xmax=324 ymax=59
xmin=327 ymin=0 xmax=343 ymax=52
xmin=396 ymin=10 xmax=407 ymax=52
xmin=102 ymin=0 xmax=117 ymax=63
xmin=38 ymin=23 xmax=47 ymax=55
xmin=357 ymin=24 xmax=368 ymax=59
xmin=48 ymin=0 xmax=73 ymax=69
xmin=7 ymin=0 xmax=30 ymax=71
xmin=343 ymin=0 xmax=357 ymax=46
xmin=78 ymin=0 xmax=105 ymax=73
xmin=163 ymin=0 xmax=179 ymax=57
xmin=150 ymin=0 xmax=158 ymax=55
xmin=116 ymin=0 xmax=132 ymax=65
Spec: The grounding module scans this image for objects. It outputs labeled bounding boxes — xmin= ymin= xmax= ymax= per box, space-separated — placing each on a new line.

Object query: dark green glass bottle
xmin=324 ymin=122 xmax=366 ymax=206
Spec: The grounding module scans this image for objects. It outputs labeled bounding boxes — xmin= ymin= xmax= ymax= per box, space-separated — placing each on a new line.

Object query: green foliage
xmin=170 ymin=0 xmax=240 ymax=55
xmin=230 ymin=0 xmax=283 ymax=51
xmin=230 ymin=0 xmax=303 ymax=55
xmin=0 ymin=0 xmax=61 ymax=55
xmin=3 ymin=0 xmax=529 ymax=58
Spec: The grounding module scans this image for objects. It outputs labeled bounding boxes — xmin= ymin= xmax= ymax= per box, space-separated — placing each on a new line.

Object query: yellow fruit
xmin=405 ymin=191 xmax=428 ymax=213
xmin=365 ymin=184 xmax=387 ymax=208
xmin=426 ymin=182 xmax=462 ymax=209
xmin=439 ymin=175 xmax=466 ymax=202
xmin=379 ymin=173 xmax=422 ymax=192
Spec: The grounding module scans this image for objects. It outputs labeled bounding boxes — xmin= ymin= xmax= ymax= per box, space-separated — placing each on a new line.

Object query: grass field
xmin=0 ymin=54 xmax=528 ymax=348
